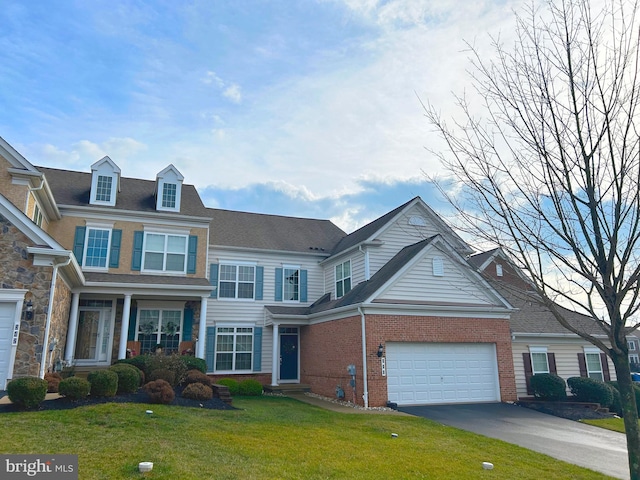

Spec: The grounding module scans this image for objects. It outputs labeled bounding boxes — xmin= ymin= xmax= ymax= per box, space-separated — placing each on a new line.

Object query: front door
xmin=279 ymin=328 xmax=298 ymax=382
xmin=75 ymin=308 xmax=113 ymax=364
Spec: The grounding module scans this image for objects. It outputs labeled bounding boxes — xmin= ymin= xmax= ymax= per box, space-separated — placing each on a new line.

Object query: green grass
xmin=1 ymin=396 xmax=612 ymax=479
xmin=582 ymin=417 xmax=627 ymax=433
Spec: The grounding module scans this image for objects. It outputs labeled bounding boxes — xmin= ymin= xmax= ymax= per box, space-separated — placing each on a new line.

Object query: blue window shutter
xmin=183 ymin=308 xmax=193 ymax=341
xmin=206 ymin=326 xmax=216 ymax=372
xmin=127 ymin=308 xmax=137 ymax=341
xmin=73 ymin=226 xmax=86 ymax=264
xmin=275 ymin=268 xmax=283 ymax=301
xmin=253 ymin=327 xmax=263 ymax=372
xmin=255 ymin=266 xmax=264 ymax=300
xmin=131 ymin=231 xmax=144 ymax=271
xmin=187 ymin=235 xmax=197 ymax=274
xmin=109 ymin=229 xmax=122 ymax=268
xmin=300 ymin=269 xmax=308 ymax=302
xmin=209 ymin=264 xmax=219 ymax=298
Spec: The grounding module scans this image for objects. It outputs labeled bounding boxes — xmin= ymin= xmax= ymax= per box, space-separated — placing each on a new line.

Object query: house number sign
xmin=12 ymin=323 xmax=19 ymax=346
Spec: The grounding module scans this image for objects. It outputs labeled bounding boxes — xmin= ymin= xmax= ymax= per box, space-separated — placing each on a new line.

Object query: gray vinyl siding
xmin=323 ymin=250 xmax=365 ymax=297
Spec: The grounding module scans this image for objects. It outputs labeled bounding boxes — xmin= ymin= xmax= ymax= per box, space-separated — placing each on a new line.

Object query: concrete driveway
xmin=399 ymin=403 xmax=629 ymax=479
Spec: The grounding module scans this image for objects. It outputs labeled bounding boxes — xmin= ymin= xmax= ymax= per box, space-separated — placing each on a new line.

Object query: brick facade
xmin=300 ymin=313 xmax=517 ymax=407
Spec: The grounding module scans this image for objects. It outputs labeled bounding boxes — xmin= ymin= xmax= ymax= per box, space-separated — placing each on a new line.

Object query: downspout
xmin=39 ymin=256 xmax=71 ymax=378
xmin=358 ymin=306 xmax=369 ymax=408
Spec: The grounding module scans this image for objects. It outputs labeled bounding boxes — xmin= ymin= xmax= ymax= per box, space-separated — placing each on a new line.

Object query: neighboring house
xmin=469 ymin=248 xmax=618 ymax=398
xmin=628 ymin=334 xmax=640 ymax=371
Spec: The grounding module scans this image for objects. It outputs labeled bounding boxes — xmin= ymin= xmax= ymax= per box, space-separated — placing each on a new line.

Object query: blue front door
xmin=280 ymin=331 xmax=298 ymax=381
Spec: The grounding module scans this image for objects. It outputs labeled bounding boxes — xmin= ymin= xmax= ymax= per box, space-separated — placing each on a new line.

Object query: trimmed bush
xmin=58 ymin=377 xmax=91 ymax=400
xmin=217 ymin=378 xmax=239 ymax=395
xmin=182 ymin=382 xmax=213 ymax=401
xmin=87 ymin=370 xmax=118 ymax=397
xmin=7 ymin=377 xmax=48 ymax=409
xmin=149 ymin=368 xmax=176 ymax=387
xmin=144 ymin=379 xmax=175 ymax=404
xmin=183 ymin=369 xmax=211 ymax=387
xmin=567 ymin=376 xmax=613 ymax=405
xmin=117 ymin=355 xmax=151 ymax=376
xmin=608 ymin=380 xmax=640 ymax=414
xmin=109 ymin=364 xmax=141 ymax=394
xmin=44 ymin=372 xmax=62 ymax=393
xmin=607 ymin=384 xmax=622 ymax=415
xmin=181 ymin=356 xmax=207 ymax=374
xmin=147 ymin=355 xmax=187 ymax=386
xmin=529 ymin=373 xmax=566 ymax=401
xmin=239 ymin=379 xmax=263 ymax=396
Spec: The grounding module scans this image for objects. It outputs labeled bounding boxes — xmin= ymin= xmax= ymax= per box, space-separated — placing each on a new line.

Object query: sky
xmin=0 ymin=0 xmax=523 ymax=235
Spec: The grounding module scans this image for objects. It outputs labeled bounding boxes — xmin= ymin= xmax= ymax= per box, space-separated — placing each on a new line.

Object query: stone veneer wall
xmin=45 ymin=276 xmax=72 ymax=372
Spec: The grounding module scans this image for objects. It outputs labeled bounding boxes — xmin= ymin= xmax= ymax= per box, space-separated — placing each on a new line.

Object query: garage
xmin=0 ymin=302 xmax=18 ymax=389
xmin=386 ymin=342 xmax=500 ymax=406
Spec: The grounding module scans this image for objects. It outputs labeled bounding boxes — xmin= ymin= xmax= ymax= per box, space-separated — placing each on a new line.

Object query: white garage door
xmin=0 ymin=302 xmax=18 ymax=389
xmin=386 ymin=343 xmax=500 ymax=405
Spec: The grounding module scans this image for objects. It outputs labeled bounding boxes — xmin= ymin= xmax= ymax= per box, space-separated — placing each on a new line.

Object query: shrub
xmin=607 ymin=383 xmax=622 ymax=415
xmin=217 ymin=378 xmax=239 ymax=395
xmin=567 ymin=377 xmax=613 ymax=405
xmin=239 ymin=379 xmax=263 ymax=396
xmin=147 ymin=355 xmax=187 ymax=386
xmin=181 ymin=356 xmax=207 ymax=374
xmin=144 ymin=379 xmax=175 ymax=404
xmin=529 ymin=373 xmax=566 ymax=401
xmin=109 ymin=364 xmax=141 ymax=393
xmin=117 ymin=355 xmax=151 ymax=377
xmin=44 ymin=372 xmax=62 ymax=393
xmin=58 ymin=377 xmax=91 ymax=400
xmin=608 ymin=381 xmax=640 ymax=414
xmin=149 ymin=368 xmax=176 ymax=387
xmin=182 ymin=382 xmax=213 ymax=401
xmin=7 ymin=377 xmax=48 ymax=409
xmin=183 ymin=369 xmax=211 ymax=387
xmin=87 ymin=370 xmax=118 ymax=397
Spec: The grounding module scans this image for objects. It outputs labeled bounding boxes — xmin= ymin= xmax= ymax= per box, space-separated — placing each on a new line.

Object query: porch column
xmin=64 ymin=292 xmax=80 ymax=363
xmin=197 ymin=296 xmax=208 ymax=358
xmin=271 ymin=323 xmax=279 ymax=386
xmin=118 ymin=294 xmax=132 ymax=360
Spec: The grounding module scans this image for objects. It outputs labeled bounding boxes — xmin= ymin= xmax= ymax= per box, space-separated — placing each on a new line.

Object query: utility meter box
xmin=347 ymin=364 xmax=356 ymax=376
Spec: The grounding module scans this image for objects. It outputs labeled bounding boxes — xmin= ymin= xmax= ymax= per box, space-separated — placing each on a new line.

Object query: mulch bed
xmin=517 ymin=400 xmax=615 ymax=421
xmin=0 ymin=387 xmax=236 ymax=413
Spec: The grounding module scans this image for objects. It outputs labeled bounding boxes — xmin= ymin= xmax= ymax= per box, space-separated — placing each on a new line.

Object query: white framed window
xmin=219 ymin=264 xmax=255 ymax=299
xmin=155 ymin=165 xmax=183 ymax=212
xmin=90 ymin=156 xmax=119 ymax=206
xmin=95 ymin=175 xmax=113 ymax=202
xmin=629 ymin=340 xmax=637 ymax=351
xmin=83 ymin=227 xmax=112 ymax=269
xmin=584 ymin=349 xmax=604 ymax=381
xmin=335 ymin=260 xmax=351 ymax=298
xmin=215 ymin=326 xmax=253 ymax=371
xmin=630 ymin=354 xmax=640 ymax=365
xmin=162 ymin=183 xmax=177 ymax=209
xmin=142 ymin=232 xmax=188 ymax=273
xmin=283 ymin=267 xmax=300 ymax=302
xmin=33 ymin=203 xmax=43 ymax=227
xmin=529 ymin=346 xmax=549 ymax=375
xmin=136 ymin=309 xmax=182 ymax=355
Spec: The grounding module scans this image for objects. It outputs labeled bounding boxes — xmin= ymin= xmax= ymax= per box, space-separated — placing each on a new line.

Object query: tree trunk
xmin=612 ymin=352 xmax=640 ymax=480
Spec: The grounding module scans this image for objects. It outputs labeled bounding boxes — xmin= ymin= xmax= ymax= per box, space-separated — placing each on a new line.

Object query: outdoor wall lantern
xmin=24 ymin=300 xmax=33 ymax=320
xmin=377 ymin=343 xmax=384 ymax=357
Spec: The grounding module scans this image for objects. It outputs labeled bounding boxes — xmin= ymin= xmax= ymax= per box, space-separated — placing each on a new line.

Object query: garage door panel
xmin=387 ymin=342 xmax=500 ymax=406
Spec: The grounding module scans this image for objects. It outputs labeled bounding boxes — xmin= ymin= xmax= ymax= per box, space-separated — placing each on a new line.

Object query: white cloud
xmin=223 ymin=84 xmax=242 ymax=103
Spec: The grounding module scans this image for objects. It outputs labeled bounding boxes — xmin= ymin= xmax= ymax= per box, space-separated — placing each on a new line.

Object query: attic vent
xmin=432 ymin=257 xmax=444 ymax=277
xmin=408 ymin=215 xmax=427 ymax=226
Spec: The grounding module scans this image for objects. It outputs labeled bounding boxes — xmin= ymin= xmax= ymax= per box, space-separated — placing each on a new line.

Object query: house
xmin=627 ymin=334 xmax=640 ymax=371
xmin=469 ymin=248 xmax=618 ymax=398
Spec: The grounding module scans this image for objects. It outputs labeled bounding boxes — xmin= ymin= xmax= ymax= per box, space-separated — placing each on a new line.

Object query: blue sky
xmin=0 ymin=0 xmax=520 ymax=234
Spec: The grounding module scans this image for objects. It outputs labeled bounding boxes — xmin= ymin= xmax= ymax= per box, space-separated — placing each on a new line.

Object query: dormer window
xmin=90 ymin=156 xmax=120 ymax=207
xmin=156 ymin=164 xmax=183 ymax=212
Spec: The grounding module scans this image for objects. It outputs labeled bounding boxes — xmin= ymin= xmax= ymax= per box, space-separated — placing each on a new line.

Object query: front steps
xmin=263 ymin=384 xmax=311 ymax=395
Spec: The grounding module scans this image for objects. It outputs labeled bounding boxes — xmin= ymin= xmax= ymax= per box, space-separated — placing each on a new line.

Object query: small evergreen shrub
xmin=182 ymin=382 xmax=213 ymax=401
xmin=529 ymin=373 xmax=566 ymax=401
xmin=44 ymin=372 xmax=62 ymax=393
xmin=607 ymin=381 xmax=640 ymax=414
xmin=149 ymin=368 xmax=176 ymax=387
xmin=239 ymin=379 xmax=263 ymax=396
xmin=7 ymin=377 xmax=48 ymax=409
xmin=87 ymin=370 xmax=118 ymax=397
xmin=217 ymin=378 xmax=239 ymax=395
xmin=58 ymin=377 xmax=91 ymax=400
xmin=144 ymin=379 xmax=175 ymax=404
xmin=147 ymin=355 xmax=187 ymax=386
xmin=183 ymin=369 xmax=211 ymax=387
xmin=109 ymin=364 xmax=141 ymax=393
xmin=607 ymin=383 xmax=622 ymax=415
xmin=117 ymin=355 xmax=151 ymax=377
xmin=567 ymin=377 xmax=613 ymax=405
xmin=181 ymin=356 xmax=207 ymax=374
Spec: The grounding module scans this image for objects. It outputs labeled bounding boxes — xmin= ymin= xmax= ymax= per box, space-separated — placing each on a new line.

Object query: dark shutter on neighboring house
xmin=182 ymin=308 xmax=193 ymax=342
xmin=209 ymin=264 xmax=219 ymax=298
xmin=300 ymin=269 xmax=308 ymax=302
xmin=73 ymin=226 xmax=86 ymax=263
xmin=253 ymin=327 xmax=262 ymax=372
xmin=127 ymin=308 xmax=137 ymax=341
xmin=131 ymin=231 xmax=144 ymax=271
xmin=601 ymin=353 xmax=611 ymax=381
xmin=523 ymin=353 xmax=533 ymax=395
xmin=578 ymin=353 xmax=587 ymax=377
xmin=548 ymin=353 xmax=557 ymax=375
xmin=255 ymin=266 xmax=264 ymax=301
xmin=187 ymin=235 xmax=197 ymax=274
xmin=275 ymin=268 xmax=283 ymax=301
xmin=205 ymin=326 xmax=216 ymax=372
xmin=109 ymin=229 xmax=122 ymax=268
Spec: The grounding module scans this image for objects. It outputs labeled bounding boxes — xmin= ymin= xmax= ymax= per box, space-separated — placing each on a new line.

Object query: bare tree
xmin=425 ymin=0 xmax=640 ymax=477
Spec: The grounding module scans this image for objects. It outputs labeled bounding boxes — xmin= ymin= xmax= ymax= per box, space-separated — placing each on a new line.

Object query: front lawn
xmin=1 ymin=396 xmax=610 ymax=479
xmin=582 ymin=418 xmax=627 ymax=433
